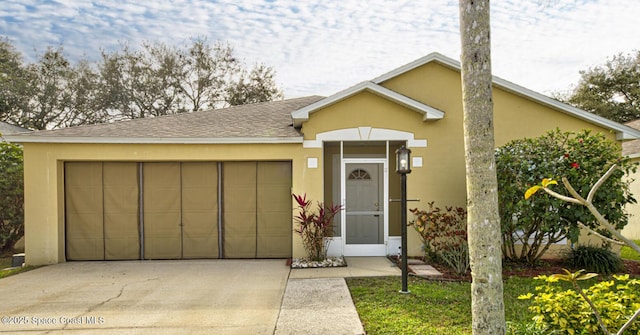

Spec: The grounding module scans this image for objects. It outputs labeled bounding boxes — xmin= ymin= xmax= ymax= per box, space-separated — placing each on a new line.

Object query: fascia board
xmin=3 ymin=136 xmax=304 ymax=144
xmin=372 ymin=52 xmax=459 ymax=84
xmin=291 ymin=81 xmax=444 ymax=127
xmin=373 ymin=52 xmax=640 ymax=140
xmin=492 ymin=76 xmax=640 ymax=140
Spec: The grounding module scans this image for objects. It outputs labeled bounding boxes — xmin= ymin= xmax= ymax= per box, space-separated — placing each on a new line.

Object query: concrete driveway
xmin=0 ymin=260 xmax=290 ymax=334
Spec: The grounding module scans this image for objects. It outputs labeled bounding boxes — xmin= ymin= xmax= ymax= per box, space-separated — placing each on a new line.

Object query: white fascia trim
xmin=626 ymin=153 xmax=640 ymax=159
xmin=372 ymin=52 xmax=640 ymax=141
xmin=291 ymin=81 xmax=444 ymax=127
xmin=303 ymin=127 xmax=427 ymax=148
xmin=3 ymin=136 xmax=304 ymax=144
xmin=372 ymin=52 xmax=459 ymax=83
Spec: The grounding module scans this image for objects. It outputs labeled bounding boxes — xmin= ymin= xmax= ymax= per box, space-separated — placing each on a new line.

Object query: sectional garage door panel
xmin=103 ymin=162 xmax=140 ymax=260
xmin=65 ymin=162 xmax=105 ymax=260
xmin=143 ymin=163 xmax=182 ymax=259
xmin=257 ymin=162 xmax=292 ymax=258
xmin=181 ymin=162 xmax=219 ymax=259
xmin=223 ymin=162 xmax=258 ymax=258
xmin=65 ymin=160 xmax=291 ymax=261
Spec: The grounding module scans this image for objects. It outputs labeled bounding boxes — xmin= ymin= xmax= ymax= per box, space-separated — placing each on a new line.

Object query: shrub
xmin=496 ymin=129 xmax=636 ymax=264
xmin=565 ymin=244 xmax=622 ymax=275
xmin=520 ymin=273 xmax=640 ymax=334
xmin=409 ymin=202 xmax=469 ymax=274
xmin=292 ymin=193 xmax=342 ymax=261
xmin=0 ymin=141 xmax=24 ymax=252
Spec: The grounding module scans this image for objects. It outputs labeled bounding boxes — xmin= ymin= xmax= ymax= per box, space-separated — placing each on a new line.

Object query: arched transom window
xmin=348 ymin=168 xmax=371 ymax=180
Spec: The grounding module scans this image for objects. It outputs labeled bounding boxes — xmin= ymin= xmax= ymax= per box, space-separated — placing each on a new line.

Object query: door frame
xmin=341 ymin=158 xmax=388 ymax=256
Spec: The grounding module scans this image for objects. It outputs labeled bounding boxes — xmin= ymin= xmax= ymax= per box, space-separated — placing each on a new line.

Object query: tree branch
xmin=617 ymin=307 xmax=640 ymax=335
xmin=541 ymin=186 xmax=582 ymax=205
xmin=576 ymin=221 xmax=624 ymax=245
xmin=587 ymin=164 xmax=620 ymax=203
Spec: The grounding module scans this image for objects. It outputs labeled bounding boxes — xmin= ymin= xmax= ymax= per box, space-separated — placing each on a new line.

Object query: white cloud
xmin=1 ymin=0 xmax=639 ymax=98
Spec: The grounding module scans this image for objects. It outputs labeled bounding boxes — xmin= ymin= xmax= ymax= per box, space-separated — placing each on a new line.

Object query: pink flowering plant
xmin=293 ymin=193 xmax=343 ymax=261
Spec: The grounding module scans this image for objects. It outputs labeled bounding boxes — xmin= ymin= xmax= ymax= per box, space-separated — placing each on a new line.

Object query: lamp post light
xmin=395 ymin=145 xmax=411 ymax=294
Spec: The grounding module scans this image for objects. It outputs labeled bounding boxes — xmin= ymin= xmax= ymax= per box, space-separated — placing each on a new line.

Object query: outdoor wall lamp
xmin=395 ymin=145 xmax=411 ymax=294
xmin=395 ymin=145 xmax=412 ymax=174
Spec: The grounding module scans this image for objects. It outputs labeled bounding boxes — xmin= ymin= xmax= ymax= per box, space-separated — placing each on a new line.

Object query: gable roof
xmin=291 ymin=81 xmax=445 ymax=128
xmin=369 ymin=52 xmax=640 ymax=141
xmin=5 ymin=96 xmax=323 ymax=144
xmin=0 ymin=121 xmax=29 ymax=139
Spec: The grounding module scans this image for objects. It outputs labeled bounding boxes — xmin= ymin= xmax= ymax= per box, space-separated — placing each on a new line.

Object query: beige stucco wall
xmin=22 ymin=142 xmax=317 ymax=265
xmin=623 ymin=164 xmax=640 ymax=240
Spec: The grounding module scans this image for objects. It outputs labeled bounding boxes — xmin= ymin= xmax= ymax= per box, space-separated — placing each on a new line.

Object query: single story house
xmin=7 ymin=52 xmax=640 ymax=266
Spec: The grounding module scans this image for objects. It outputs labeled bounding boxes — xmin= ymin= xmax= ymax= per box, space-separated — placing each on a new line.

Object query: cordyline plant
xmin=525 ymin=164 xmax=640 ymax=334
xmin=292 ymin=193 xmax=342 ymax=261
xmin=409 ymin=202 xmax=469 ymax=274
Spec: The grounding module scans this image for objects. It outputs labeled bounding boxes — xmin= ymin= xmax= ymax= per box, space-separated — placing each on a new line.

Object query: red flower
xmin=570 ymin=162 xmax=580 ymax=169
xmin=563 ymin=153 xmax=570 ymax=158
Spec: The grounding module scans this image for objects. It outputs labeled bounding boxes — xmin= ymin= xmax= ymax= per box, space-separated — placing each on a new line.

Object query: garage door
xmin=65 ymin=161 xmax=291 ymax=260
xmin=223 ymin=162 xmax=292 ymax=258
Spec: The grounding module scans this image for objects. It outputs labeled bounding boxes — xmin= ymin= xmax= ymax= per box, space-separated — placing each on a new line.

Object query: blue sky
xmin=1 ymin=0 xmax=638 ymax=98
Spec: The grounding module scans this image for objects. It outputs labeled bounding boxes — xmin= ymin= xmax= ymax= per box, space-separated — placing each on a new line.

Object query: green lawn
xmin=347 ymin=276 xmax=546 ymax=335
xmin=0 ymin=256 xmax=35 ymax=279
xmin=620 ymin=240 xmax=640 ymax=261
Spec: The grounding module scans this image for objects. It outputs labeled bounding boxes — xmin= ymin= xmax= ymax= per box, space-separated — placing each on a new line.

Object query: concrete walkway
xmin=275 ymin=257 xmax=400 ymax=335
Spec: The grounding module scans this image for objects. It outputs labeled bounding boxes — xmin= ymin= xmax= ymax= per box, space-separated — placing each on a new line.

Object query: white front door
xmin=342 ymin=160 xmax=387 ymax=256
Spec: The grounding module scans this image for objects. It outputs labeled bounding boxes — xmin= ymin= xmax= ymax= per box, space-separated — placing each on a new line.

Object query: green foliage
xmin=0 ymin=141 xmax=23 ymax=252
xmin=519 ymin=274 xmax=640 ymax=334
xmin=565 ymin=245 xmax=622 ymax=275
xmin=346 ymin=276 xmax=544 ymax=335
xmin=292 ymin=193 xmax=342 ymax=261
xmin=564 ymin=51 xmax=640 ymax=123
xmin=409 ymin=202 xmax=469 ymax=274
xmin=496 ymin=128 xmax=636 ymax=264
xmin=0 ymin=36 xmax=284 ymax=129
xmin=0 ymin=37 xmax=30 ymax=124
xmin=620 ymin=240 xmax=640 ymax=261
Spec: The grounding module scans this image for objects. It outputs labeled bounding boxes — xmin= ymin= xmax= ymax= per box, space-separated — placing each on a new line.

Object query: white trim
xmin=372 ymin=52 xmax=640 ymax=141
xmin=387 ymin=236 xmax=402 ymax=257
xmin=372 ymin=52 xmax=459 ymax=83
xmin=303 ymin=127 xmax=427 ymax=148
xmin=307 ymin=157 xmax=318 ymax=168
xmin=291 ymin=81 xmax=444 ymax=127
xmin=3 ymin=136 xmax=304 ymax=144
xmin=326 ymin=237 xmax=343 ymax=258
xmin=627 ymin=153 xmax=640 ymax=159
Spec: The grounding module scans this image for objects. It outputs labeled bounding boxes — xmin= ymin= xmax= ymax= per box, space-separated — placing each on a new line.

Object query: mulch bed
xmin=393 ymin=256 xmax=640 ymax=281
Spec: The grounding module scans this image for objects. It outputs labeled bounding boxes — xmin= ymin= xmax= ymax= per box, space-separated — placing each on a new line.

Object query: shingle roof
xmin=623 ymin=119 xmax=640 ymax=156
xmin=0 ymin=122 xmax=29 ymax=137
xmin=5 ymin=96 xmax=323 ymax=144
